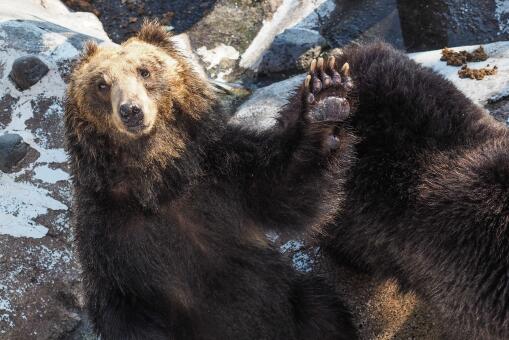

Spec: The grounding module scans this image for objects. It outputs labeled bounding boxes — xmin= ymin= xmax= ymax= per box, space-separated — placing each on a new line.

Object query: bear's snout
xmin=119 ymin=102 xmax=144 ymax=130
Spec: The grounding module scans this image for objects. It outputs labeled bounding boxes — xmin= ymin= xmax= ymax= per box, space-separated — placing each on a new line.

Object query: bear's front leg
xmin=235 ymin=57 xmax=357 ymax=232
xmin=90 ymin=290 xmax=177 ymax=340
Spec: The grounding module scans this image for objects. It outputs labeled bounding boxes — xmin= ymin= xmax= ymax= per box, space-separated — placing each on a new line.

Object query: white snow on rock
xmin=0 ymin=21 xmax=72 ymax=238
xmin=410 ymin=41 xmax=509 ymax=105
xmin=0 ymin=0 xmax=109 ymax=41
xmin=196 ymin=44 xmax=240 ymax=70
xmin=0 ymin=174 xmax=67 ymax=238
xmin=0 ymin=0 xmax=110 ymax=239
xmin=33 ymin=164 xmax=69 ymax=184
xmin=240 ymin=0 xmax=335 ymax=71
xmin=0 ymin=23 xmax=71 ymax=238
xmin=280 ymin=239 xmax=315 ymax=273
xmin=196 ymin=43 xmax=240 ymax=81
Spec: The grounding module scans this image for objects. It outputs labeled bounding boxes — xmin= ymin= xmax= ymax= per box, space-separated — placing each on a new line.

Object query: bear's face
xmin=72 ymin=39 xmax=182 ymax=138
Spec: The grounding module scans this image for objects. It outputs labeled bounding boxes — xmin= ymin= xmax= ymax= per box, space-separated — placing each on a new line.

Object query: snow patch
xmin=37 ymin=246 xmax=72 ymax=271
xmin=33 ymin=165 xmax=69 ymax=184
xmin=240 ymin=0 xmax=332 ymax=70
xmin=0 ymin=295 xmax=13 ymax=331
xmin=196 ymin=44 xmax=240 ymax=70
xmin=0 ymin=174 xmax=67 ymax=238
xmin=495 ymin=0 xmax=509 ymax=34
xmin=0 ymin=298 xmax=12 ymax=312
xmin=410 ymin=41 xmax=509 ymax=105
xmin=41 ymin=32 xmax=79 ymax=61
xmin=280 ymin=239 xmax=314 ymax=273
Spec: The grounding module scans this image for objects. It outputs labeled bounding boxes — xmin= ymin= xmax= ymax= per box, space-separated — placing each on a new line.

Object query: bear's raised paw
xmin=304 ymin=56 xmax=353 ymax=123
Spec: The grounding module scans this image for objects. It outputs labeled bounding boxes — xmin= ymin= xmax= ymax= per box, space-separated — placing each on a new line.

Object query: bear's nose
xmin=119 ymin=103 xmax=143 ymax=123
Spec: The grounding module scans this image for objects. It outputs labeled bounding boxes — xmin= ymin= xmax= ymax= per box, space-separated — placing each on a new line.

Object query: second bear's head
xmin=66 ymin=21 xmax=215 ymax=139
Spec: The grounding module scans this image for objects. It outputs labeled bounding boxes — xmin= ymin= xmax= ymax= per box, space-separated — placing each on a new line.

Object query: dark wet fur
xmin=321 ymin=43 xmax=509 ymax=339
xmin=66 ymin=22 xmax=358 ymax=340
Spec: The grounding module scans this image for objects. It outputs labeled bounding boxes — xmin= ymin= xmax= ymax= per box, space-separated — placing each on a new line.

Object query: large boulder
xmin=0 ymin=1 xmax=109 ymax=338
xmin=398 ymin=0 xmax=509 ymax=52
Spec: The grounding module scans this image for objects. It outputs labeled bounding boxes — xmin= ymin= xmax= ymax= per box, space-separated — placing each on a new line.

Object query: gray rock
xmin=322 ymin=0 xmax=404 ymax=49
xmin=323 ymin=0 xmax=509 ymax=53
xmin=230 ymin=74 xmax=306 ymax=130
xmin=258 ymin=27 xmax=326 ymax=74
xmin=9 ymin=56 xmax=49 ymax=91
xmin=0 ymin=134 xmax=29 ymax=172
xmin=398 ymin=0 xmax=509 ymax=52
xmin=486 ymin=97 xmax=509 ymax=126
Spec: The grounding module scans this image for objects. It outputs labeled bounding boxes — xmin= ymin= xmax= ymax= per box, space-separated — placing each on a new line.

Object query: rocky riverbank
xmin=1 ymin=1 xmax=509 ymax=339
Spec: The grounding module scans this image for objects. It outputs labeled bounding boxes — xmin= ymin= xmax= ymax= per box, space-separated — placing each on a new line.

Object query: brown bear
xmin=65 ymin=21 xmax=358 ymax=339
xmin=306 ymin=43 xmax=509 ymax=339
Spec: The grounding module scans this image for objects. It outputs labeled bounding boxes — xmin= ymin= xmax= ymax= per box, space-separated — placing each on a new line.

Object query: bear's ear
xmin=137 ymin=19 xmax=175 ymax=50
xmin=82 ymin=40 xmax=99 ymax=59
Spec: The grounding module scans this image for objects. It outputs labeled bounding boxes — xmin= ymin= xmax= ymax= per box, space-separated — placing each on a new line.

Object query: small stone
xmin=9 ymin=56 xmax=49 ymax=91
xmin=0 ymin=133 xmax=30 ymax=172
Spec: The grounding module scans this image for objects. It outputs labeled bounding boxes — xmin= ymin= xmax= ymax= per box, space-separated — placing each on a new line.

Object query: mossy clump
xmin=441 ymin=46 xmax=488 ymax=66
xmin=458 ymin=64 xmax=497 ymax=80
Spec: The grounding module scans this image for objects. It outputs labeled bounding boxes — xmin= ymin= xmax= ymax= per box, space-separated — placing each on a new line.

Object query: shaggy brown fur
xmin=65 ymin=21 xmax=358 ymax=339
xmin=315 ymin=43 xmax=509 ymax=339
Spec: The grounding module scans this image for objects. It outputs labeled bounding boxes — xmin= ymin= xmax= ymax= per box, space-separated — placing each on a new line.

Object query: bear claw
xmin=305 ymin=75 xmax=315 ymax=104
xmin=301 ymin=56 xmax=354 ymax=151
xmin=305 ymin=57 xmax=353 ymax=105
xmin=328 ymin=57 xmax=342 ymax=87
xmin=317 ymin=57 xmax=332 ymax=89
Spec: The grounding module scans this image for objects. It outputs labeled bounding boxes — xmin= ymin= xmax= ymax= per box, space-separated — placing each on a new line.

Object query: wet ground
xmin=63 ymin=0 xmax=217 ymax=42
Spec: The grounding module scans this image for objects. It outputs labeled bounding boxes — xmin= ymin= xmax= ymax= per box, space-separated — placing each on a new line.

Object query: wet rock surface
xmin=486 ymin=96 xmax=509 ymax=125
xmin=398 ymin=0 xmax=509 ymax=52
xmin=258 ymin=27 xmax=326 ymax=74
xmin=9 ymin=56 xmax=49 ymax=91
xmin=322 ymin=0 xmax=404 ymax=49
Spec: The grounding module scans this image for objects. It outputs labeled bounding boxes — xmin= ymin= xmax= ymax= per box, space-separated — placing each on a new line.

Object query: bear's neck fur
xmin=65 ymin=101 xmax=225 ymax=211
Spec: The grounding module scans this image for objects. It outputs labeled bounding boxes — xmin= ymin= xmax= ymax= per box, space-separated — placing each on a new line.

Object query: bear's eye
xmin=139 ymin=68 xmax=150 ymax=78
xmin=97 ymin=82 xmax=109 ymax=92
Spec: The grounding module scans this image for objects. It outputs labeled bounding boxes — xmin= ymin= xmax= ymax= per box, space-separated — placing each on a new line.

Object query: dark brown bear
xmin=308 ymin=43 xmax=509 ymax=339
xmin=65 ymin=21 xmax=358 ymax=339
